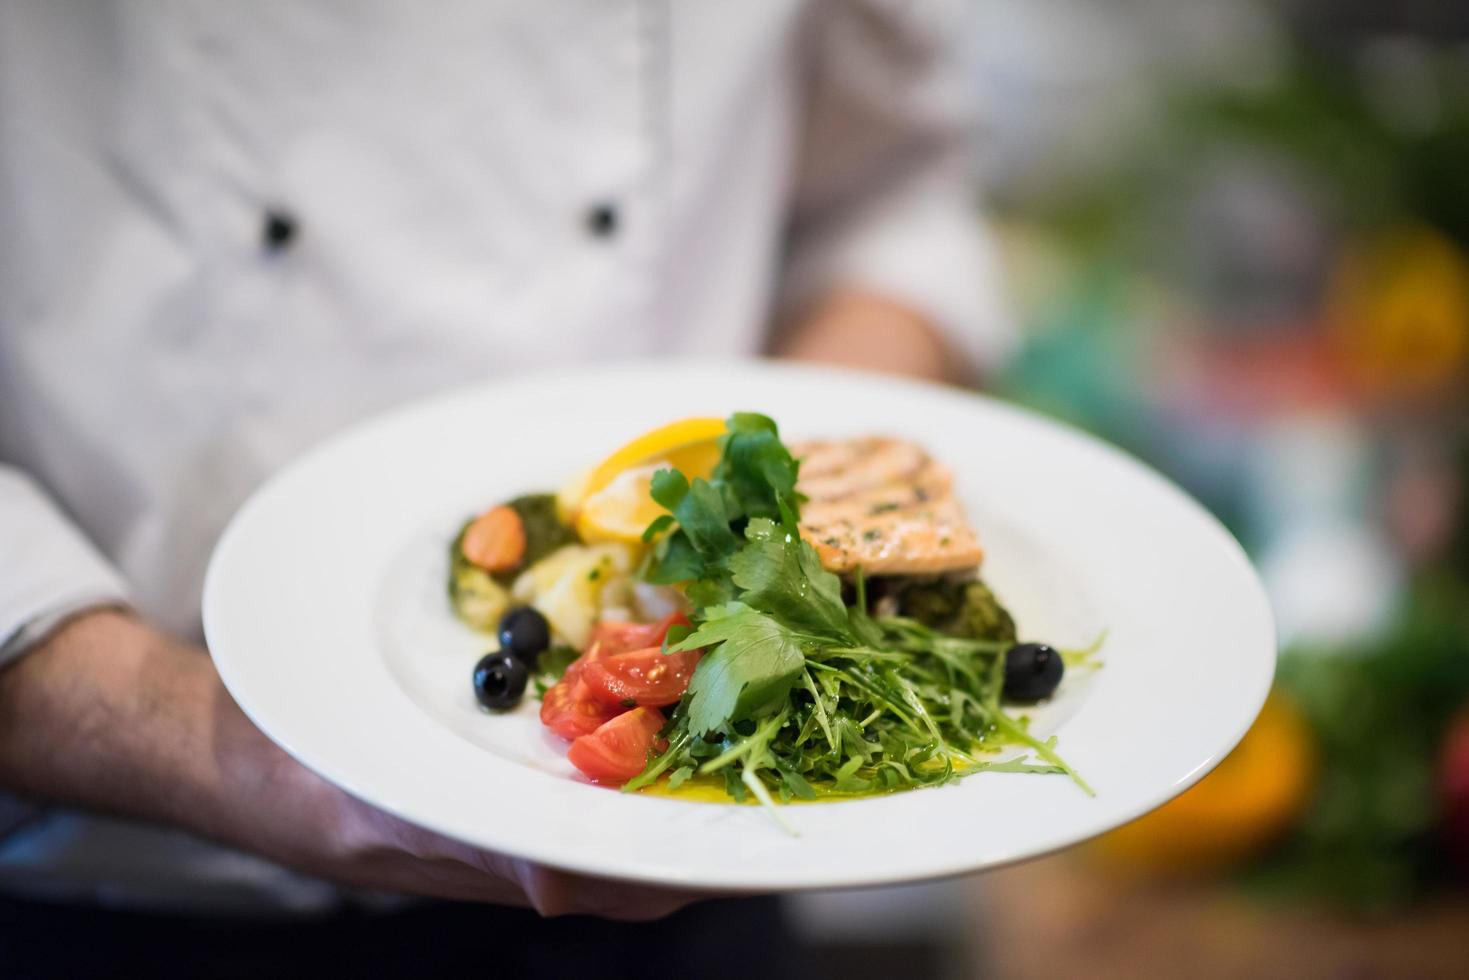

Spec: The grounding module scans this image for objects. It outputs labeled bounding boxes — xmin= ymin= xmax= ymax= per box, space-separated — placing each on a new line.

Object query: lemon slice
xmin=563 ymin=417 xmax=726 ymax=541
xmin=554 ymin=466 xmax=595 ymax=524
xmin=575 ymin=465 xmax=672 ymax=543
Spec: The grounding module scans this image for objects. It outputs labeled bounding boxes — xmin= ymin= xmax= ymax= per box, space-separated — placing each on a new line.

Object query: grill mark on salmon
xmin=792 ymin=438 xmax=984 ymax=576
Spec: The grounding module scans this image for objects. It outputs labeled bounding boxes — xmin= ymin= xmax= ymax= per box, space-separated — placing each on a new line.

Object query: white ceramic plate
xmin=204 ymin=361 xmax=1275 ymax=892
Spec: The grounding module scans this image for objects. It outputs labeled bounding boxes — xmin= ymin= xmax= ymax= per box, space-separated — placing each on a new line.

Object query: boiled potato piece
xmin=511 ymin=543 xmax=638 ymax=648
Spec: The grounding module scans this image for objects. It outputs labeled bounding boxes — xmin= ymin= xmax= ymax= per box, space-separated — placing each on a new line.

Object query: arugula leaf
xmin=670 ymin=606 xmax=808 ymax=735
xmin=971 ymin=757 xmax=1068 ymax=775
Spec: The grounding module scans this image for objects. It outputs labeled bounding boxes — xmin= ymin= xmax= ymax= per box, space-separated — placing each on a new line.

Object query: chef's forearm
xmin=0 ymin=611 xmax=258 ymax=844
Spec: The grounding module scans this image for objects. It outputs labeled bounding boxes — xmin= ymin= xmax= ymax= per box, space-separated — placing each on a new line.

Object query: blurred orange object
xmin=1327 ymin=226 xmax=1469 ymax=396
xmin=1089 ymin=691 xmax=1316 ymax=875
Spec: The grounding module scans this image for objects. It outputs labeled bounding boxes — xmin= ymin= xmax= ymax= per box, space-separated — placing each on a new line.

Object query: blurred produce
xmin=1442 ymin=706 xmax=1469 ymax=874
xmin=1328 ymin=227 xmax=1469 ymax=396
xmin=981 ymin=0 xmax=1469 ymax=917
xmin=1250 ymin=570 xmax=1469 ymax=908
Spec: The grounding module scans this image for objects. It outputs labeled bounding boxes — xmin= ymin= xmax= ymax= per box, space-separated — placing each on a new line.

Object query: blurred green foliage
xmin=1167 ymin=58 xmax=1469 ymax=237
xmin=995 ymin=43 xmax=1469 ymax=908
xmin=1253 ymin=571 xmax=1469 ymax=909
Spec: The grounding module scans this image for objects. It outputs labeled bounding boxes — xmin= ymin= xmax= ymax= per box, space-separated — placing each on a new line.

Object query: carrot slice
xmin=461 ymin=505 xmax=526 ymax=572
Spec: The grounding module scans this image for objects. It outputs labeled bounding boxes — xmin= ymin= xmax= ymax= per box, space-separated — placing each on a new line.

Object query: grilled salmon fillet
xmin=792 ymin=437 xmax=984 ymax=576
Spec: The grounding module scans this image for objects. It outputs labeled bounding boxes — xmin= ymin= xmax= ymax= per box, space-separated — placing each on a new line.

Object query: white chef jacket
xmin=0 ymin=0 xmax=1010 ymax=910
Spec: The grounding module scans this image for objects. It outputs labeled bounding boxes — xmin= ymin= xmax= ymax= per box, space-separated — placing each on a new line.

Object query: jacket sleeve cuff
xmin=0 ymin=467 xmax=130 ymax=669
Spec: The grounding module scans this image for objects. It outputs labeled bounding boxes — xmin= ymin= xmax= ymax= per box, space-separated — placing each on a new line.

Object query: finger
xmin=511 ymin=861 xmax=704 ymax=921
xmin=383 ymin=816 xmax=706 ymax=919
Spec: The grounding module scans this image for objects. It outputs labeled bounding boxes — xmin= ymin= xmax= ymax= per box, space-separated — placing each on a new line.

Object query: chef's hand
xmin=0 ymin=610 xmax=695 ymax=920
xmin=773 ymin=287 xmax=969 ymax=386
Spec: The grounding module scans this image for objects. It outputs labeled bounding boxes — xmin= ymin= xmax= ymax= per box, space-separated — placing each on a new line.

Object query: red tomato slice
xmin=588 ymin=612 xmax=690 ymax=658
xmin=567 ymin=707 xmax=667 ymax=784
xmin=580 ymin=645 xmax=702 ymax=708
xmin=539 ymin=670 xmax=621 ymax=741
xmin=539 ymin=613 xmax=690 ymax=742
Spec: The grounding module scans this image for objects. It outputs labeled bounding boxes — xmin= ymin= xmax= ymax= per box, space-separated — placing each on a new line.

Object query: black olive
xmin=497 ymin=606 xmax=550 ymax=665
xmin=1002 ymin=642 xmax=1064 ymax=702
xmin=473 ymin=652 xmax=528 ymax=711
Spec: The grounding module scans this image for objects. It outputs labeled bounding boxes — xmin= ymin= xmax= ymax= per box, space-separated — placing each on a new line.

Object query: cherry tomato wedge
xmin=539 ymin=613 xmax=690 ymax=742
xmin=587 ymin=612 xmax=690 ymax=658
xmin=539 ymin=666 xmax=620 ymax=740
xmin=581 ymin=645 xmax=702 ymax=708
xmin=567 ymin=707 xmax=667 ymax=784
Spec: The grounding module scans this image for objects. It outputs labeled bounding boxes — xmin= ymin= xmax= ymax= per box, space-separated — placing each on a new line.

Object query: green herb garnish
xmin=626 ymin=414 xmax=1094 ymax=819
xmin=532 ymin=645 xmax=580 ymax=696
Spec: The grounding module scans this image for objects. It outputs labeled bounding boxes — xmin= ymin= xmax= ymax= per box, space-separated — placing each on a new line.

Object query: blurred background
xmin=790 ymin=1 xmax=1469 ymax=976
